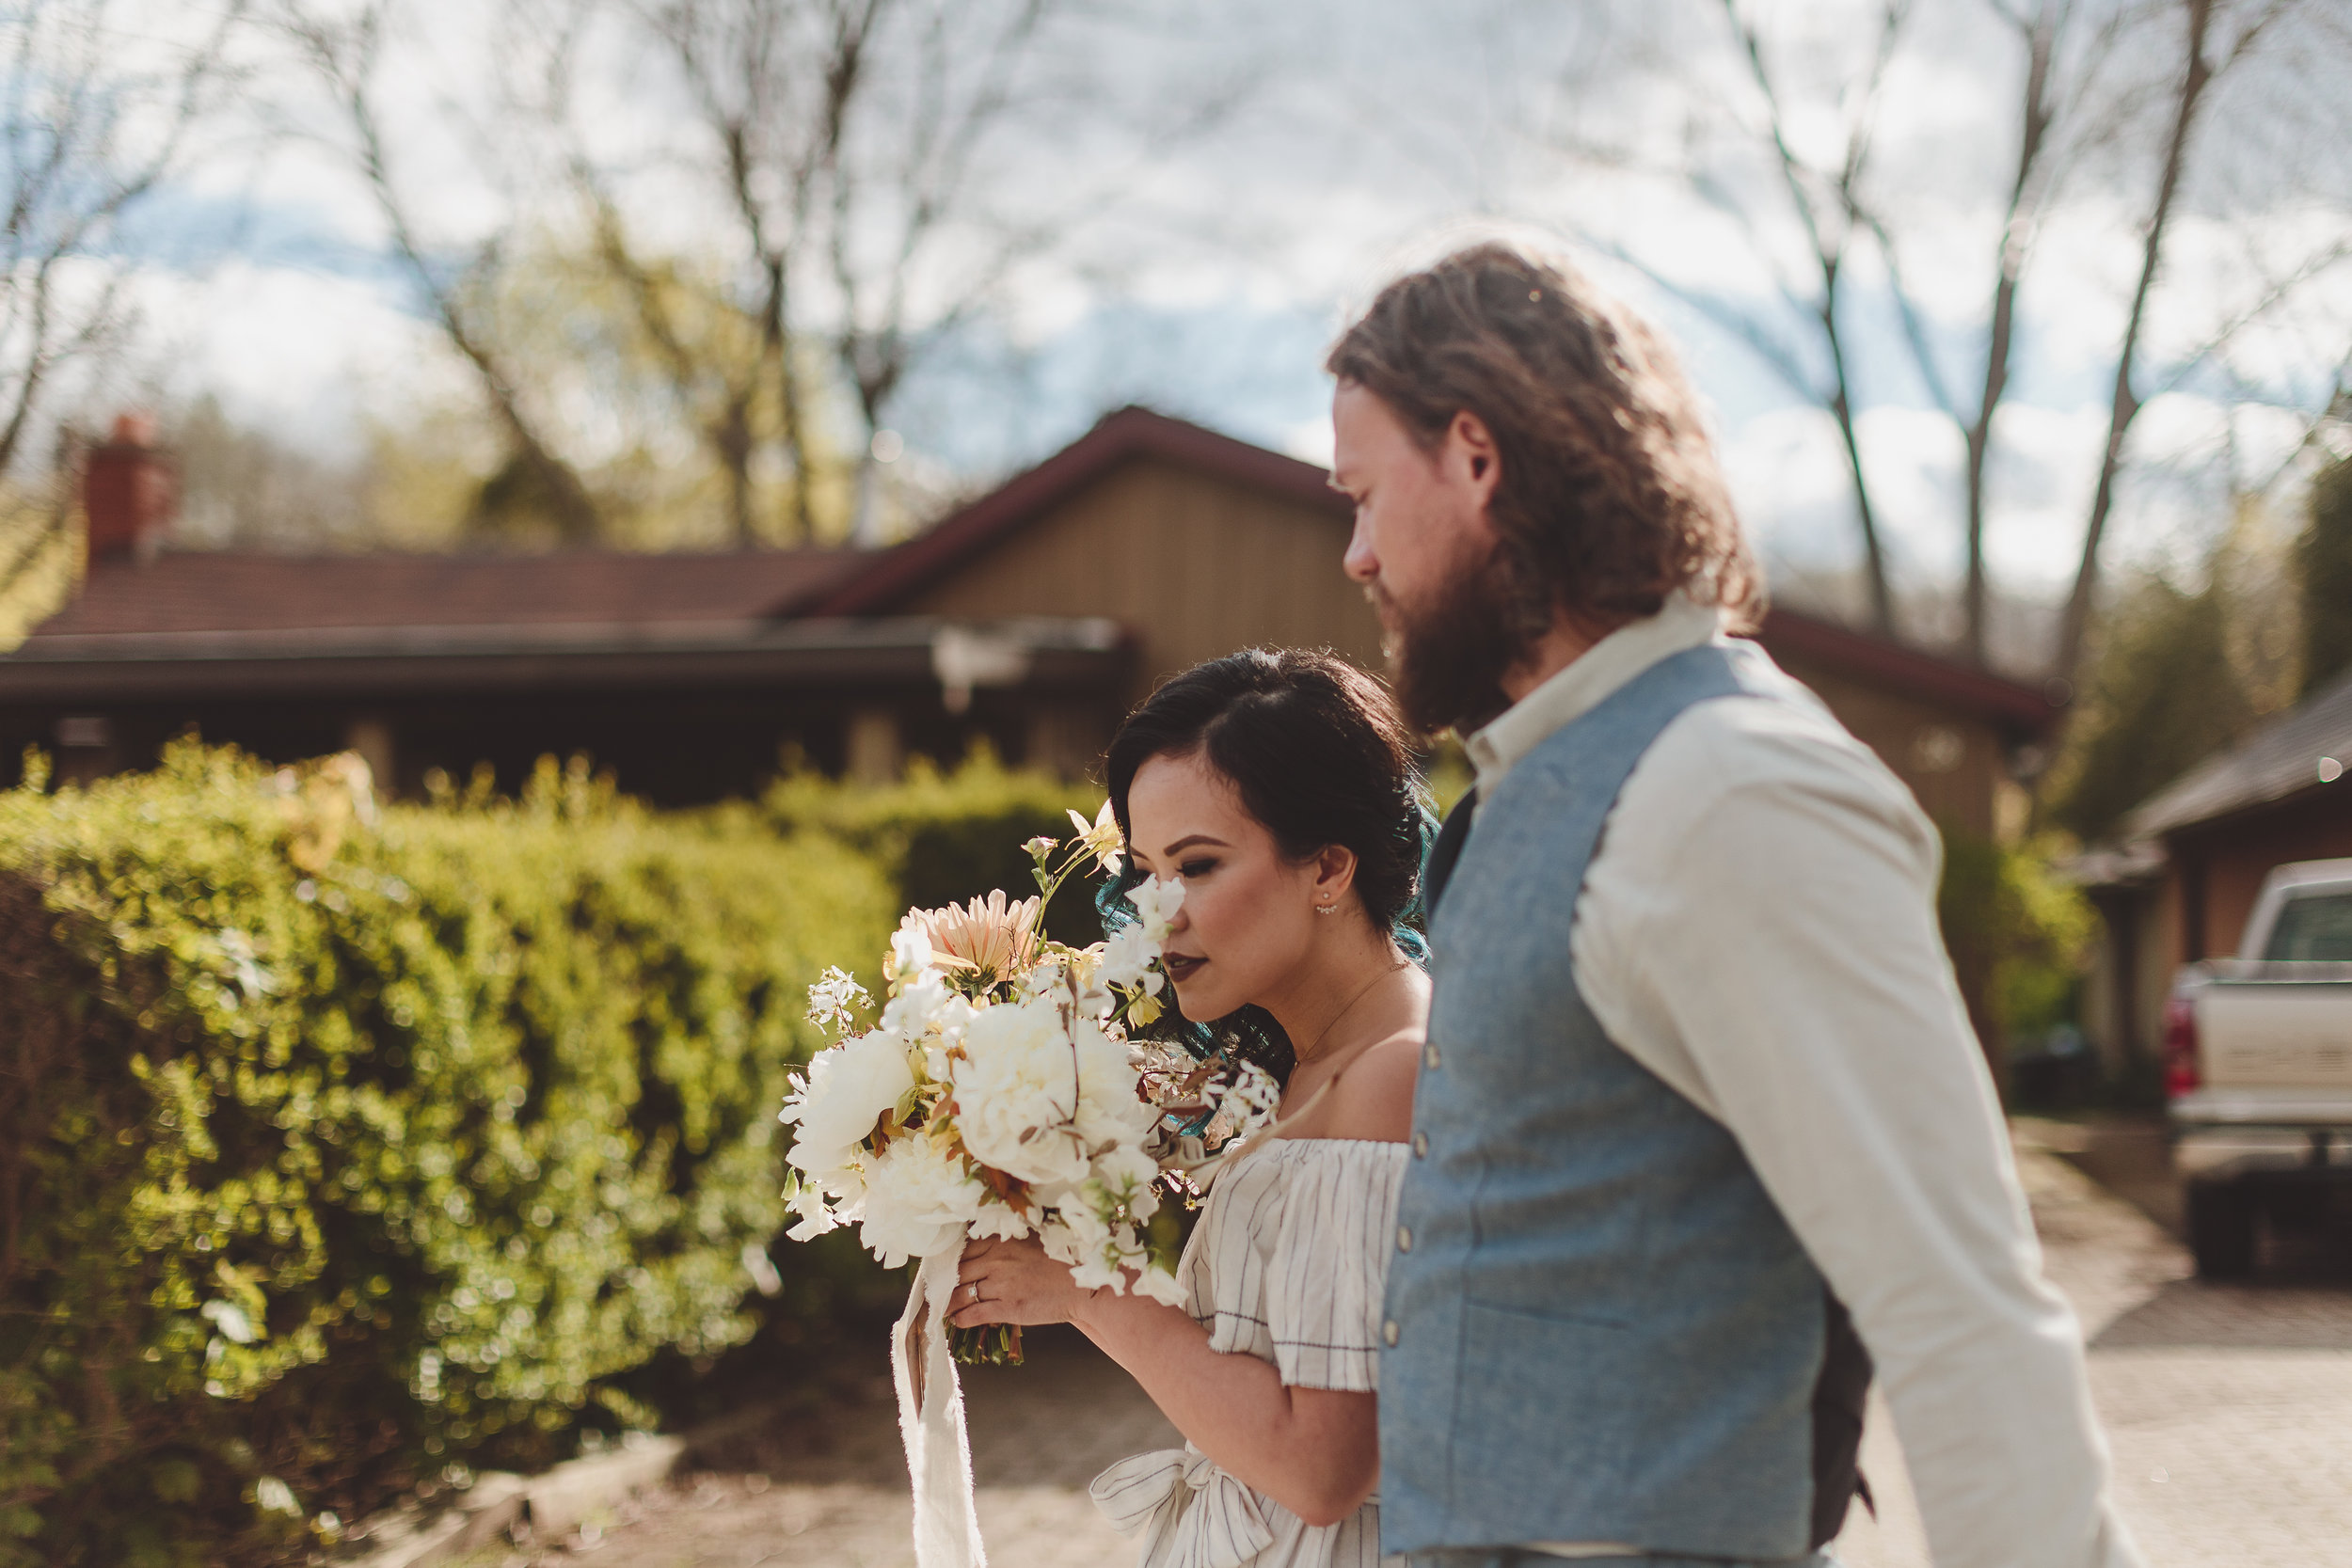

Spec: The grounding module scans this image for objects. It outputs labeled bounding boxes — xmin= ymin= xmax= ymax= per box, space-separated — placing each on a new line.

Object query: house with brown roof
xmin=3 ymin=407 xmax=2058 ymax=831
xmin=2076 ymin=668 xmax=2352 ymax=1069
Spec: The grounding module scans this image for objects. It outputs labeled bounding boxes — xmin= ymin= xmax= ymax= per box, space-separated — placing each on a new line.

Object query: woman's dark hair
xmin=1097 ymin=647 xmax=1434 ymax=1080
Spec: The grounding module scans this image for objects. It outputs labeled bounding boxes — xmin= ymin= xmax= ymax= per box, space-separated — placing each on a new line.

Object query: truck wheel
xmin=2186 ymin=1179 xmax=2258 ymax=1279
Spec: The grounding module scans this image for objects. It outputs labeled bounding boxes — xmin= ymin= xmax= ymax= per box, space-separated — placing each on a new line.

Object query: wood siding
xmin=899 ymin=458 xmax=1381 ymax=706
xmin=1767 ymin=653 xmax=2011 ymax=841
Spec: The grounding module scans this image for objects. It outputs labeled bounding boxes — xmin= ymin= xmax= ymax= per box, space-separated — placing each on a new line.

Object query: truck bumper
xmin=2170 ymin=1089 xmax=2352 ymax=1130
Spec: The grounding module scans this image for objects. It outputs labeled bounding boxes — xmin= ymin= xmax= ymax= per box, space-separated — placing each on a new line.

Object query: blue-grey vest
xmin=1379 ymin=641 xmax=1861 ymax=1560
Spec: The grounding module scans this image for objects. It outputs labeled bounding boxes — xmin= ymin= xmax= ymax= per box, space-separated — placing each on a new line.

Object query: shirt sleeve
xmin=1572 ymin=695 xmax=2142 ymax=1568
xmin=1265 ymin=1144 xmax=1406 ymax=1391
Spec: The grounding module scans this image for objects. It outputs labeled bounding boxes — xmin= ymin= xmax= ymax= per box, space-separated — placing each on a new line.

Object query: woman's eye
xmin=1179 ymin=859 xmax=1216 ymax=879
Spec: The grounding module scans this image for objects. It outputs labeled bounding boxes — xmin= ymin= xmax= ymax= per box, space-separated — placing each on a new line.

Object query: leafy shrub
xmin=0 ymin=743 xmax=893 ymax=1566
xmin=1937 ymin=828 xmax=2096 ymax=1083
xmin=2300 ymin=454 xmax=2352 ymax=700
xmin=758 ymin=750 xmax=1107 ymax=944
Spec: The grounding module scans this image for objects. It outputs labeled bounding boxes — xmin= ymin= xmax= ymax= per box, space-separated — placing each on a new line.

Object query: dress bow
xmin=1089 ymin=1445 xmax=1277 ymax=1568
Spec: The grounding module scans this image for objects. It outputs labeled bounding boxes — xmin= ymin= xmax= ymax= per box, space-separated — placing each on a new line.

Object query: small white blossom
xmin=1124 ymin=875 xmax=1185 ymax=942
xmin=1099 ymin=926 xmax=1157 ymax=990
xmin=1068 ymin=800 xmax=1125 ymax=873
xmin=890 ymin=925 xmax=935 ymax=985
xmin=804 ymin=966 xmax=871 ymax=1033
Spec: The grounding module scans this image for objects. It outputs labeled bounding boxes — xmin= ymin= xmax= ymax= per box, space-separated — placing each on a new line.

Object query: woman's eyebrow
xmin=1161 ymin=834 xmax=1231 ymax=855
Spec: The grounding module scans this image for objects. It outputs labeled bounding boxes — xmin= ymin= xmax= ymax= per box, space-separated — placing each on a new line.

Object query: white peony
xmin=951 ymin=997 xmax=1098 ymax=1187
xmin=858 ymin=1136 xmax=985 ymax=1268
xmin=780 ymin=1029 xmax=914 ymax=1180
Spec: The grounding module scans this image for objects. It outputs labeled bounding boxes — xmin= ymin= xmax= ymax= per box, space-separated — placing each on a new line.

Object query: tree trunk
xmin=2057 ymin=0 xmax=2217 ymax=686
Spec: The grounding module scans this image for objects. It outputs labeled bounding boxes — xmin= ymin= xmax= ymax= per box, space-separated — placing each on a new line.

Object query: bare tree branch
xmin=277 ymin=0 xmax=601 ymax=544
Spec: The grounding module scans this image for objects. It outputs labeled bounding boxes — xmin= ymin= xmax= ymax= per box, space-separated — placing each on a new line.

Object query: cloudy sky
xmin=124 ymin=0 xmax=2352 ymax=620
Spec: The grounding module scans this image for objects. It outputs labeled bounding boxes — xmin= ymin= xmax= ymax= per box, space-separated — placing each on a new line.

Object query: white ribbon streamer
xmin=893 ymin=1246 xmax=988 ymax=1568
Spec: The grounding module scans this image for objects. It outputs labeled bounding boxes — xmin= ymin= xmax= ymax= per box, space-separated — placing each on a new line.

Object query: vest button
xmin=1382 ymin=1319 xmax=1399 ymax=1347
xmin=1422 ymin=1043 xmax=1441 ymax=1069
xmin=1411 ymin=1132 xmax=1428 ymax=1158
xmin=1396 ymin=1226 xmax=1412 ymax=1253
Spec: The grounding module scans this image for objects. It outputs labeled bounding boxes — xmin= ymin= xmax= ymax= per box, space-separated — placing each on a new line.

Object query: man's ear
xmin=1449 ymin=411 xmax=1501 ymax=502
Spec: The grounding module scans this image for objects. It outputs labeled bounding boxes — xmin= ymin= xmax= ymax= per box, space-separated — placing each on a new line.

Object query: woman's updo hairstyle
xmin=1104 ymin=646 xmax=1430 ymax=947
xmin=1098 ymin=648 xmax=1433 ymax=1080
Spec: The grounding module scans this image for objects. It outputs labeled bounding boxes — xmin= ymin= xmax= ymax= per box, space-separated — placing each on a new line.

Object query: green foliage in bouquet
xmin=759 ymin=749 xmax=1106 ymax=947
xmin=0 ymin=742 xmax=892 ymax=1567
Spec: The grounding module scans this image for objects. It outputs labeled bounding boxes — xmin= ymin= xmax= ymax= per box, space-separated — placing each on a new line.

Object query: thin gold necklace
xmin=1295 ymin=958 xmax=1409 ymax=1068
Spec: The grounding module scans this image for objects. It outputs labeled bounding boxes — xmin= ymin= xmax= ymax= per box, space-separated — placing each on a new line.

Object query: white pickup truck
xmin=2166 ymin=857 xmax=2352 ymax=1276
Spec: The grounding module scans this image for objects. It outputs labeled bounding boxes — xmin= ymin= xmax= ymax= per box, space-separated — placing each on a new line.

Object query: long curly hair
xmin=1327 ymin=239 xmax=1763 ymax=638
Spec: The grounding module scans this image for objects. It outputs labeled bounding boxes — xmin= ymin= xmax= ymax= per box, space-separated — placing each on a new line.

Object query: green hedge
xmin=0 ymin=743 xmax=892 ymax=1566
xmin=1937 ymin=827 xmax=2095 ymax=1077
xmin=758 ymin=750 xmax=1107 ymax=945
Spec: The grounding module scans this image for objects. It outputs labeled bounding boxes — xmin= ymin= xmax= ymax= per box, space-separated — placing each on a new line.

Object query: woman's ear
xmin=1310 ymin=844 xmax=1359 ymax=912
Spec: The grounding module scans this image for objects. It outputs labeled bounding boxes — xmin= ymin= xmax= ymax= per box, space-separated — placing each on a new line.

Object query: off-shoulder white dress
xmin=1089 ymin=1138 xmax=1409 ymax=1568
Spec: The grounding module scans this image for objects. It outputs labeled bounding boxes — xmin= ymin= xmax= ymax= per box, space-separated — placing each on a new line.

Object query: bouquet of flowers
xmin=777 ymin=802 xmax=1280 ymax=1364
xmin=777 ymin=804 xmax=1283 ymax=1568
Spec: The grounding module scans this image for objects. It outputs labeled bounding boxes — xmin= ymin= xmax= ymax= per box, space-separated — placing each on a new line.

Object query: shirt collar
xmin=1464 ymin=593 xmax=1726 ymax=798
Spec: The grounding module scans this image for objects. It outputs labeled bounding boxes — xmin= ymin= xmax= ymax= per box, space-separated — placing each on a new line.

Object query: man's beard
xmin=1374 ymin=537 xmax=1550 ymax=736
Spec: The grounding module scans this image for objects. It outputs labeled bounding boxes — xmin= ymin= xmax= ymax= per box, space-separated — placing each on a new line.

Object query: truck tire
xmin=2186 ymin=1178 xmax=2258 ymax=1279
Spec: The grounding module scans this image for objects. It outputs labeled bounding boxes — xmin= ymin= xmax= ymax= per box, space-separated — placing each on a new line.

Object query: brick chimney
xmin=83 ymin=412 xmax=176 ymax=567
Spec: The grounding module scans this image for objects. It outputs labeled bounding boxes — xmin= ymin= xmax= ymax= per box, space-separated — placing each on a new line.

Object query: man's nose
xmin=1343 ymin=515 xmax=1378 ymax=583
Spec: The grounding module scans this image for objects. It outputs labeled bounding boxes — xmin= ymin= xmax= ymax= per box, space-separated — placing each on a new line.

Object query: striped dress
xmin=1090 ymin=1138 xmax=1410 ymax=1568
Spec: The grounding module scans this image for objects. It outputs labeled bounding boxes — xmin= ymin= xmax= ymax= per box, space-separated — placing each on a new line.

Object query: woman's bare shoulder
xmin=1314 ymin=1029 xmax=1423 ymax=1144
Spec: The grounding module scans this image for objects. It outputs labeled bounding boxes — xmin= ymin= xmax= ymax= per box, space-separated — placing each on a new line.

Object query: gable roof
xmin=2126 ymin=663 xmax=2352 ymax=839
xmin=1754 ymin=606 xmax=2060 ymax=739
xmin=794 ymin=405 xmax=1347 ymax=616
xmin=27 ymin=546 xmax=870 ymax=641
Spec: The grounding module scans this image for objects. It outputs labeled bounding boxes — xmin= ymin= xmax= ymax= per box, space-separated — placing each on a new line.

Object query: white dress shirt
xmin=1462 ymin=594 xmax=2141 ymax=1568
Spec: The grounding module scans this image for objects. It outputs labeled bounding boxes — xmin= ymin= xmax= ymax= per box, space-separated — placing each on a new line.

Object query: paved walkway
xmin=516 ymin=1132 xmax=2352 ymax=1568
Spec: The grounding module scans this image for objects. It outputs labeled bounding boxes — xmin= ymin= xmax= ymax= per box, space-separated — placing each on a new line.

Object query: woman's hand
xmin=947 ymin=1236 xmax=1098 ymax=1329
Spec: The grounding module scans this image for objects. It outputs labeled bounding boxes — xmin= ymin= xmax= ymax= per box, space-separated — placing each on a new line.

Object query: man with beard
xmin=1327 ymin=241 xmax=2138 ymax=1568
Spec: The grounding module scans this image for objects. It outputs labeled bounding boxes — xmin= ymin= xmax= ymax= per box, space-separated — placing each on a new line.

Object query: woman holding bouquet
xmin=951 ymin=647 xmax=1429 ymax=1568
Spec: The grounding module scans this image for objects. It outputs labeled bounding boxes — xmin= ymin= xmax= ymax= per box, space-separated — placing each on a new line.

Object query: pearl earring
xmin=1315 ymin=901 xmax=1337 ymax=917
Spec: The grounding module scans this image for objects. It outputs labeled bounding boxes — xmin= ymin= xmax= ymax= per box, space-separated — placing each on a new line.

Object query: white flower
xmin=890 ymin=925 xmax=935 ymax=985
xmin=857 ymin=1137 xmax=985 ymax=1268
xmin=1099 ymin=926 xmax=1157 ymax=991
xmin=1133 ymin=1265 xmax=1186 ymax=1307
xmin=951 ymin=998 xmax=1097 ymax=1187
xmin=967 ymin=1198 xmax=1034 ymax=1241
xmin=784 ymin=1179 xmax=841 ymax=1242
xmin=1043 ymin=1205 xmax=1149 ymax=1295
xmin=1124 ymin=875 xmax=1184 ymax=942
xmin=1024 ymin=835 xmax=1058 ymax=859
xmin=882 ymin=968 xmax=958 ymax=1039
xmin=780 ymin=1030 xmax=914 ymax=1179
xmin=805 ymin=966 xmax=871 ymax=1033
xmin=1069 ymin=800 xmax=1124 ymax=873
